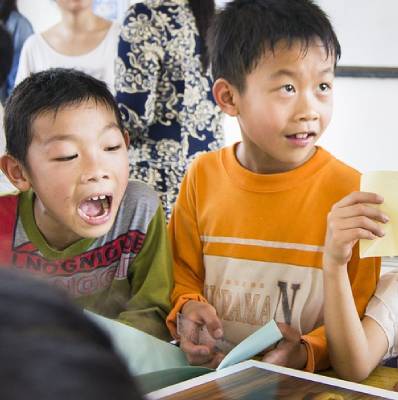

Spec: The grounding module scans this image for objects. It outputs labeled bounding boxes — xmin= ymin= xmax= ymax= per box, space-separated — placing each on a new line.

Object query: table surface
xmin=322 ymin=365 xmax=398 ymax=392
xmin=147 ymin=360 xmax=398 ymax=400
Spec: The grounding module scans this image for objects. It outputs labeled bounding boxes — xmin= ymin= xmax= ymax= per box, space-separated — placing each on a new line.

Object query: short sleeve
xmin=365 ymin=272 xmax=398 ymax=359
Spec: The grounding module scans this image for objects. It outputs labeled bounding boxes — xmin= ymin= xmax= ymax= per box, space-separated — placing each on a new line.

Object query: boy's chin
xmin=287 ymin=146 xmax=317 ymax=165
xmin=76 ymin=219 xmax=114 ymax=239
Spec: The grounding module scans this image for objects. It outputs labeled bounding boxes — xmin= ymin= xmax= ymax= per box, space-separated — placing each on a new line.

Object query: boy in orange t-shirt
xmin=166 ymin=0 xmax=380 ymax=372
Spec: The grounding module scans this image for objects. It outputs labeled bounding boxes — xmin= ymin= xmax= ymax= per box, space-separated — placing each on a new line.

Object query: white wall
xmin=317 ymin=0 xmax=398 ymax=67
xmin=319 ymin=78 xmax=398 ymax=172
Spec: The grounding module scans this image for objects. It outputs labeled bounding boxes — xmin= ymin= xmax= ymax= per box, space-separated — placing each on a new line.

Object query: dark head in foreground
xmin=0 ymin=269 xmax=143 ymax=399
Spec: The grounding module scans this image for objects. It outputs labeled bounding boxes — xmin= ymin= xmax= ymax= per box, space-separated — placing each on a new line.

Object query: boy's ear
xmin=123 ymin=129 xmax=130 ymax=148
xmin=0 ymin=154 xmax=32 ymax=192
xmin=212 ymin=78 xmax=239 ymax=116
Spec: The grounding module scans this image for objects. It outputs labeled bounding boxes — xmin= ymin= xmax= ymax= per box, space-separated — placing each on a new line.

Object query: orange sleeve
xmin=166 ymin=161 xmax=208 ymax=338
xmin=302 ymin=245 xmax=380 ymax=372
xmin=301 ymin=326 xmax=328 ymax=372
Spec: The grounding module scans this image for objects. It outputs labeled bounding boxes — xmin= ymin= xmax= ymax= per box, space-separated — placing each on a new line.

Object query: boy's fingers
xmin=336 ymin=216 xmax=385 ymax=237
xmin=183 ymin=302 xmax=223 ymax=338
xmin=180 ymin=339 xmax=214 ymax=365
xmin=200 ymin=313 xmax=223 ymax=339
xmin=180 ymin=338 xmax=210 ymax=356
xmin=337 ymin=228 xmax=379 ymax=243
xmin=180 ymin=337 xmax=225 ymax=366
xmin=276 ymin=323 xmax=299 ymax=341
xmin=332 ymin=203 xmax=389 ymax=224
xmin=332 ymin=192 xmax=383 ymax=209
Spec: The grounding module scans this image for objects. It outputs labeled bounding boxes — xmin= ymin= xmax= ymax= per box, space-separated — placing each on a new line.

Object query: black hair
xmin=207 ymin=0 xmax=341 ymax=92
xmin=0 ymin=269 xmax=143 ymax=400
xmin=0 ymin=23 xmax=13 ymax=86
xmin=4 ymin=68 xmax=124 ymax=165
xmin=188 ymin=0 xmax=215 ymax=71
xmin=0 ymin=0 xmax=17 ymax=22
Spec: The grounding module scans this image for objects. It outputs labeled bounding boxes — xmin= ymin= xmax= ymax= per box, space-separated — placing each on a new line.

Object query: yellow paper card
xmin=360 ymin=171 xmax=398 ymax=258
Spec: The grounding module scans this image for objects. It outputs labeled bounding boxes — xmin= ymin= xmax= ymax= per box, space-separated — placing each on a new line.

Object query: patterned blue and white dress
xmin=115 ymin=0 xmax=224 ymax=219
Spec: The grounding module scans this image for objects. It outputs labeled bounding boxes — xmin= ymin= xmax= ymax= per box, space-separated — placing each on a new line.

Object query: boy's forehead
xmin=266 ymin=38 xmax=333 ymax=60
xmin=30 ymin=101 xmax=119 ymax=143
xmin=257 ymin=39 xmax=335 ymax=72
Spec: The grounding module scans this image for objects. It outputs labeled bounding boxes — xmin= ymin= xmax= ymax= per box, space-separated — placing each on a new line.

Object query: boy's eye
xmin=105 ymin=144 xmax=122 ymax=151
xmin=54 ymin=154 xmax=78 ymax=162
xmin=319 ymin=82 xmax=331 ymax=92
xmin=282 ymin=84 xmax=296 ymax=94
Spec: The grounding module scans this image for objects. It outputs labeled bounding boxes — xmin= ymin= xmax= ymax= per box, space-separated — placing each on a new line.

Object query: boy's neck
xmin=235 ymin=142 xmax=316 ymax=174
xmin=33 ymin=195 xmax=82 ymax=251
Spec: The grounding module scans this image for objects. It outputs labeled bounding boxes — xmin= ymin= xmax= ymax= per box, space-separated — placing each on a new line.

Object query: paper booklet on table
xmin=87 ymin=311 xmax=282 ymax=393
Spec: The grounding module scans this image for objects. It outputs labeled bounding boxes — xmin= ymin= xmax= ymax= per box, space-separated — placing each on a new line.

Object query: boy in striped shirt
xmin=0 ymin=68 xmax=172 ymax=340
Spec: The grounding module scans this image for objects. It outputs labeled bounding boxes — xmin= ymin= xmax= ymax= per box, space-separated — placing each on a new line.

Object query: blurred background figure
xmin=0 ymin=22 xmax=13 ymax=155
xmin=0 ymin=269 xmax=144 ymax=400
xmin=15 ymin=0 xmax=119 ymax=93
xmin=0 ymin=0 xmax=33 ymax=104
xmin=116 ymin=0 xmax=224 ymax=220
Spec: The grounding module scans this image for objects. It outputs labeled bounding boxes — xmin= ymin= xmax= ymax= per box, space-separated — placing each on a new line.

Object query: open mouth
xmin=77 ymin=194 xmax=113 ymax=225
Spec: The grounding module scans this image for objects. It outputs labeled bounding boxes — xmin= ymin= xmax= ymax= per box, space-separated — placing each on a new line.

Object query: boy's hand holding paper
xmin=324 ymin=191 xmax=386 ymax=269
xmin=177 ymin=311 xmax=283 ymax=371
xmin=360 ymin=171 xmax=398 ymax=258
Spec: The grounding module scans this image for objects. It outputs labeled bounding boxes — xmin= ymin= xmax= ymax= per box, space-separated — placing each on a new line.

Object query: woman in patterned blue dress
xmin=115 ymin=0 xmax=224 ymax=220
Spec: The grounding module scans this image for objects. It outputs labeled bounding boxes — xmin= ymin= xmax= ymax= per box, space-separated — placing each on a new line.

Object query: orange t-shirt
xmin=167 ymin=144 xmax=380 ymax=372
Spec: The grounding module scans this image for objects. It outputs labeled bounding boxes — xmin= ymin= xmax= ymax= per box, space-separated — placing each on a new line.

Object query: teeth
xmin=88 ymin=195 xmax=107 ymax=201
xmin=295 ymin=133 xmax=309 ymax=139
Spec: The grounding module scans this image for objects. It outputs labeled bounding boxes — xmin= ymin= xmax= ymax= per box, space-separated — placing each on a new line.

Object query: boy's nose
xmin=295 ymin=109 xmax=319 ymax=122
xmin=294 ymin=94 xmax=320 ymax=122
xmin=80 ymin=159 xmax=110 ymax=183
xmin=80 ymin=170 xmax=110 ymax=183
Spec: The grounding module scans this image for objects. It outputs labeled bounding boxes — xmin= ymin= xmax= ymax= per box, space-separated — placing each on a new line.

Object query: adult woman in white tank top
xmin=15 ymin=0 xmax=119 ymax=93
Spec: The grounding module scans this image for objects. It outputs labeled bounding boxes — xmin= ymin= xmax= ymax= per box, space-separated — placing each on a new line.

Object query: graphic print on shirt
xmin=275 ymin=280 xmax=301 ymax=325
xmin=204 ymin=255 xmax=323 ymax=345
xmin=0 ymin=180 xmax=161 ymax=301
xmin=4 ymin=218 xmax=145 ymax=297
